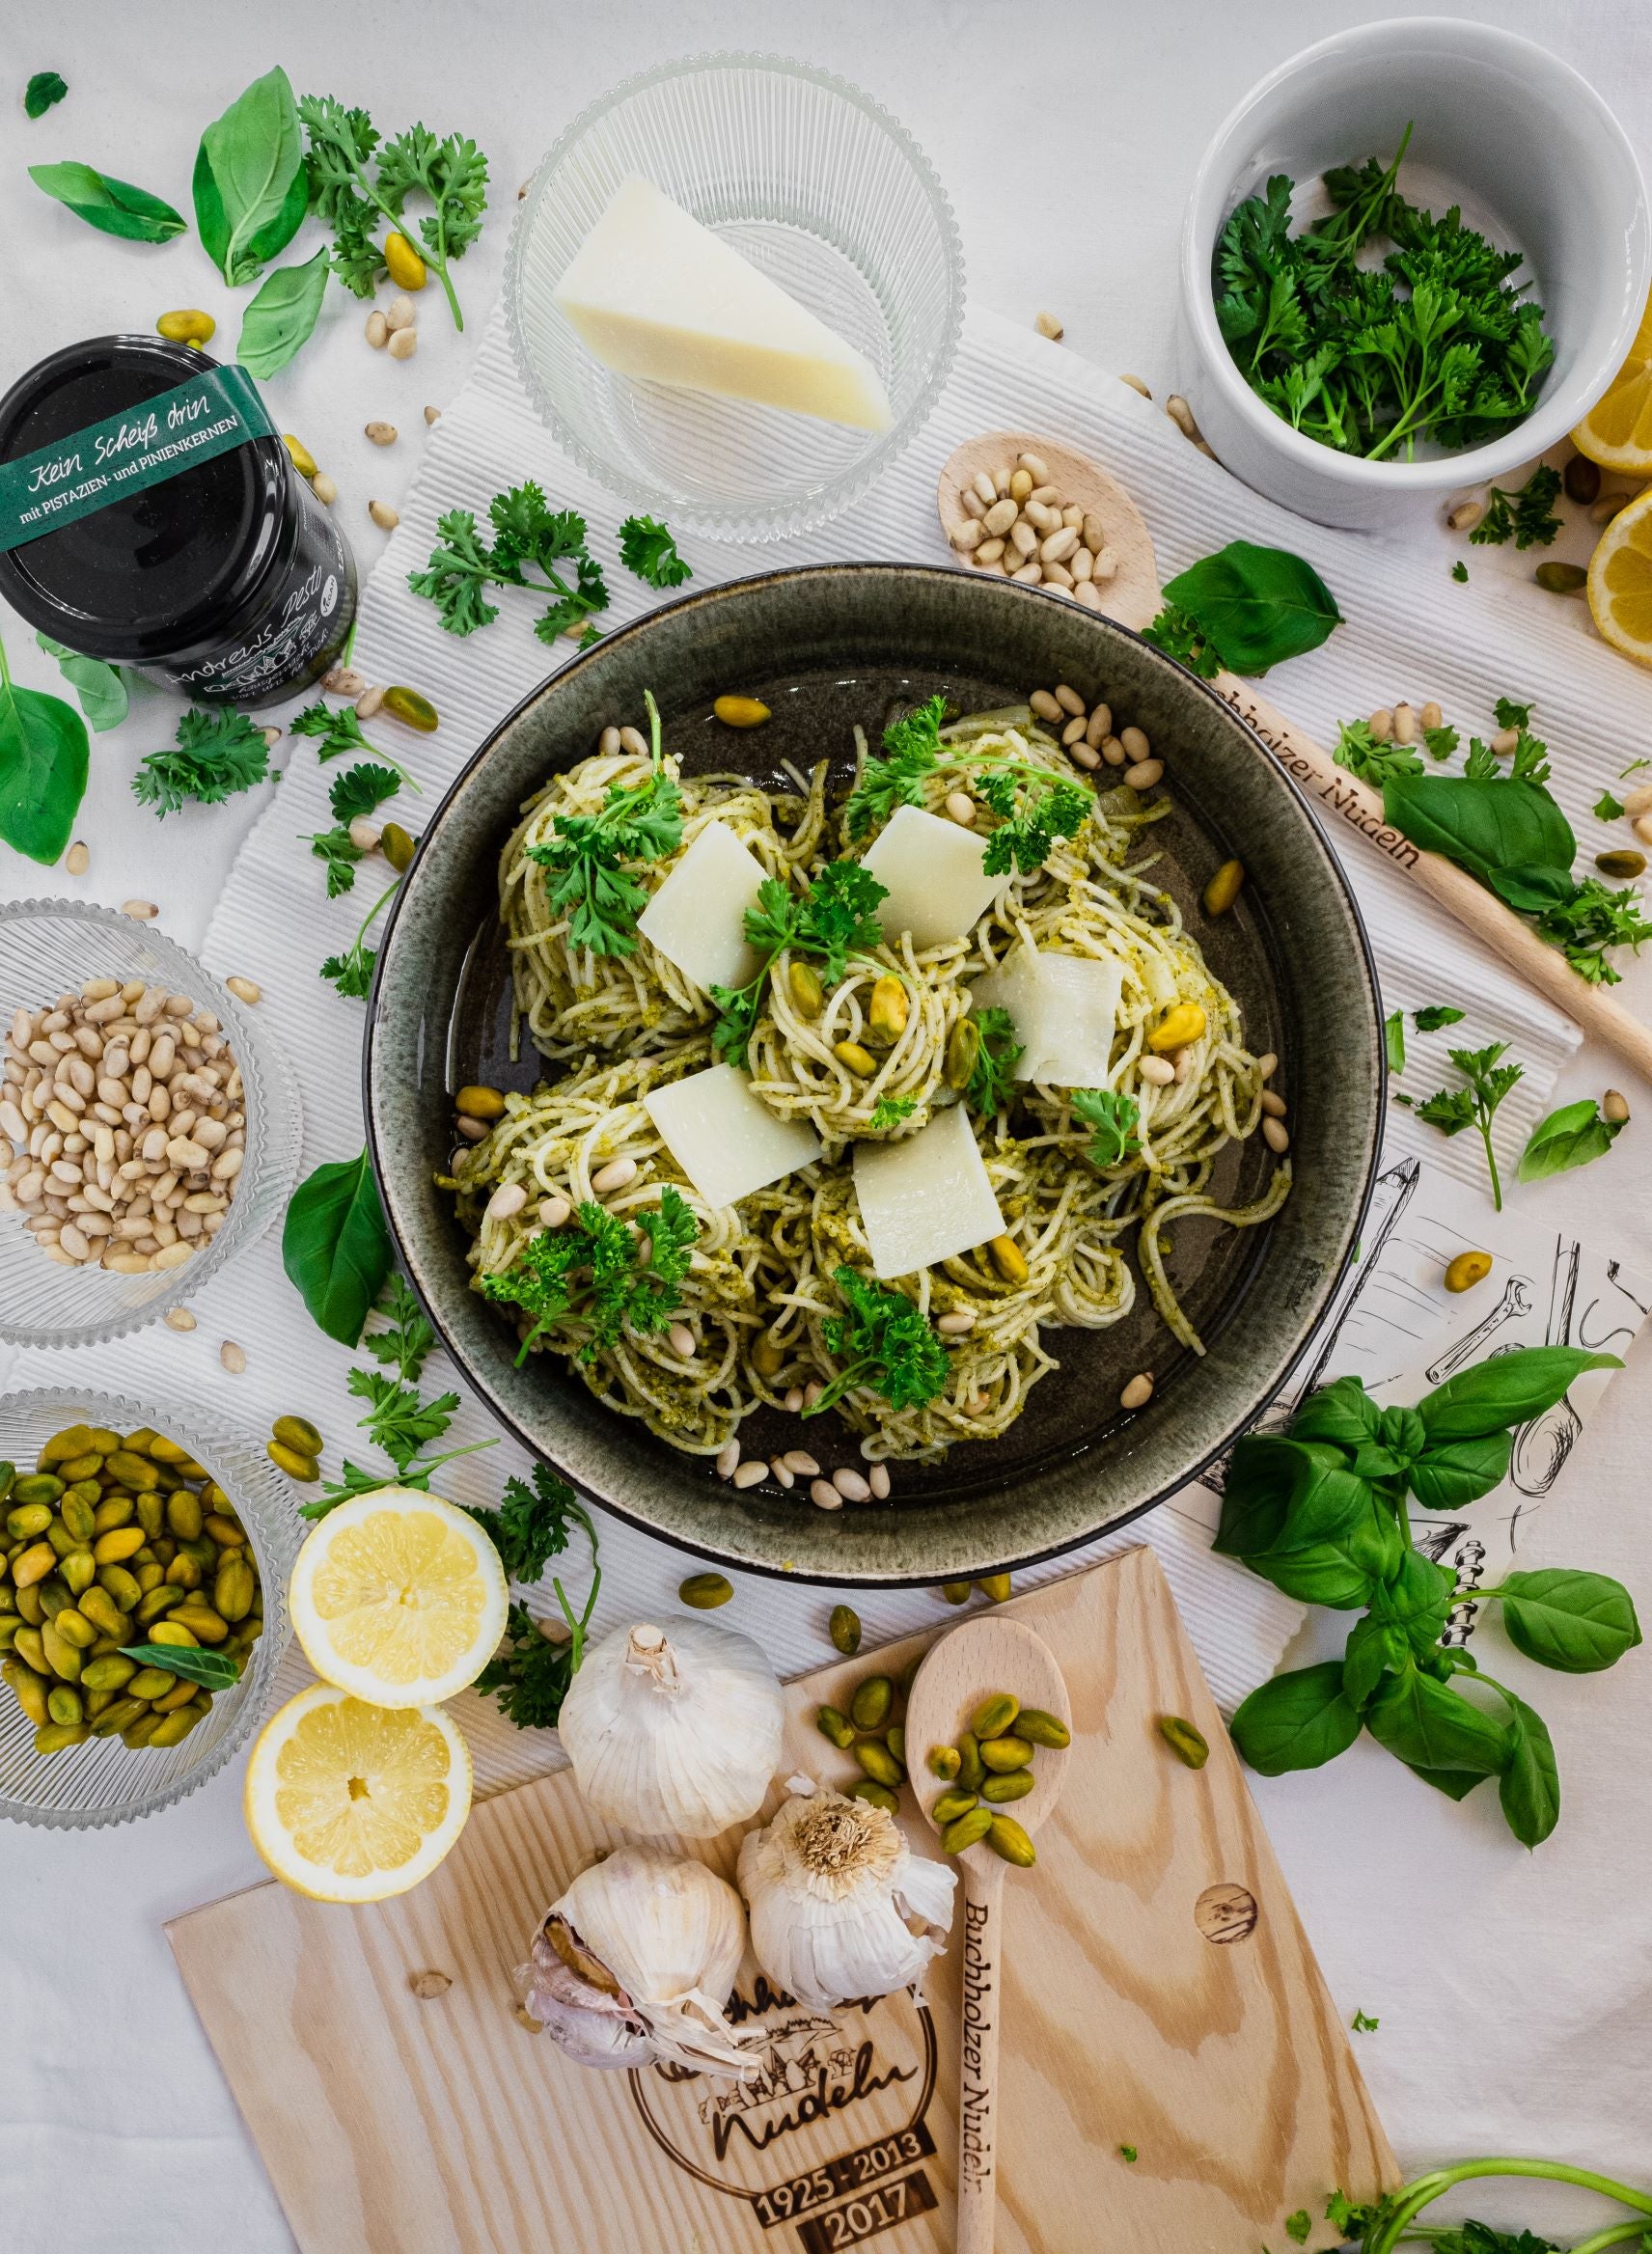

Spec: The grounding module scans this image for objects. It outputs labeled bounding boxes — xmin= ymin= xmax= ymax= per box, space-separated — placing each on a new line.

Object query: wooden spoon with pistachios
xmin=903 ymin=1612 xmax=1072 ymax=2254
xmin=937 ymin=431 xmax=1652 ymax=1084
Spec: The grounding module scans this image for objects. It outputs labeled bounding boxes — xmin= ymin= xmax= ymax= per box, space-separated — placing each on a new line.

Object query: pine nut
xmin=946 ymin=791 xmax=977 ymax=826
xmin=783 ymin=1450 xmax=821 ymax=1476
xmin=365 ymin=311 xmax=389 ymax=348
xmin=1069 ymin=736 xmax=1101 ymax=763
xmin=769 ymin=1458 xmax=795 ymax=1489
xmin=1633 ymin=814 xmax=1652 ymax=847
xmin=668 ymin=1322 xmax=697 ymax=1359
xmin=1120 ymin=1372 xmax=1154 ymax=1410
xmin=982 ymin=498 xmax=1017 ymax=536
xmin=1072 ymin=581 xmax=1102 ymax=611
xmin=1166 ymin=394 xmax=1198 ymax=438
xmin=1491 ymin=727 xmax=1521 ymax=756
xmin=868 ymin=1463 xmax=891 ymax=1498
xmin=951 ymin=518 xmax=984 ymax=551
xmin=1119 ymin=726 xmax=1150 ymax=761
xmin=971 ymin=472 xmax=997 ymax=508
xmin=1017 ymin=453 xmax=1050 ymax=482
xmin=1391 ymin=702 xmax=1418 ymax=745
xmin=225 ymin=977 xmax=261 ymax=1005
xmin=1119 ymin=372 xmax=1151 ymax=398
xmin=1023 ymin=501 xmax=1058 ymax=532
xmin=485 ymin=1182 xmax=527 ymax=1222
xmin=1139 ymin=1055 xmax=1175 ymax=1085
xmin=1029 ymin=690 xmax=1062 ymax=722
xmin=536 ymin=1195 xmax=569 ymax=1228
xmin=163 ymin=1306 xmax=196 ymax=1332
xmin=1623 ymin=784 xmax=1652 ymax=818
xmin=1008 ymin=520 xmax=1038 ymax=558
xmin=365 ymin=421 xmax=398 ymax=447
xmin=312 ymin=473 xmax=338 ymax=506
xmin=1262 ymin=1116 xmax=1290 ymax=1154
xmin=592 ymin=1157 xmax=637 ymax=1195
xmin=1367 ymin=708 xmax=1393 ymax=743
xmin=356 ymin=684 xmax=386 ymax=721
xmin=619 ymin=726 xmax=648 ymax=757
xmin=1256 ymin=1051 xmax=1279 ymax=1080
xmin=1034 ymin=310 xmax=1063 ymax=341
xmin=803 ymin=1382 xmax=824 ymax=1411
xmin=220 ymin=1340 xmax=247 ymax=1373
xmin=1043 ymin=561 xmax=1075 ymax=590
xmin=811 ymin=1479 xmax=843 ymax=1510
xmin=937 ymin=1310 xmax=976 ymax=1334
xmin=833 ymin=1468 xmax=871 ymax=1501
xmin=123 ymin=900 xmax=157 ymax=921
xmin=1124 ymin=758 xmax=1164 ymax=790
xmin=1418 ymin=701 xmax=1443 ymax=733
xmin=1053 ymin=684 xmax=1086 ymax=716
xmin=732 ymin=1459 xmax=767 ymax=1489
xmin=1028 ymin=484 xmax=1059 ymax=507
xmin=1260 ymin=1089 xmax=1288 ymax=1117
xmin=1100 ymin=734 xmax=1126 ymax=765
xmin=387 ymin=326 xmax=418 ymax=361
xmin=324 ymin=665 xmax=368 ymax=697
xmin=425 ymin=404 xmax=442 ymax=425
xmin=348 ymin=817 xmax=383 ymax=854
xmin=1090 ymin=547 xmax=1118 ymax=583
xmin=1603 ymin=1088 xmax=1631 ymax=1124
xmin=1446 ymin=498 xmax=1482 ymax=533
xmin=1012 ymin=562 xmax=1042 ymax=584
xmin=975 ymin=538 xmax=1005 ymax=565
xmin=784 ymin=1388 xmax=804 ymax=1414
xmin=368 ymin=500 xmax=399 ymax=530
xmin=715 ymin=1439 xmax=740 ymax=1479
xmin=386 ymin=296 xmax=416 ymax=333
xmin=1061 ymin=715 xmax=1088 ymax=746
xmin=65 ymin=840 xmax=90 ymax=876
xmin=1071 ymin=546 xmax=1094 ymax=583
xmin=960 ymin=488 xmax=985 ymax=520
xmin=1008 ymin=469 xmax=1032 ymax=502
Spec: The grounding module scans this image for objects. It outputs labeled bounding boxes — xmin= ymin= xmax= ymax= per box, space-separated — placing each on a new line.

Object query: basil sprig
xmin=282 ymin=1149 xmax=394 ymax=1346
xmin=1225 ymin=1347 xmax=1638 ymax=1846
xmin=119 ymin=1643 xmax=242 ymax=1691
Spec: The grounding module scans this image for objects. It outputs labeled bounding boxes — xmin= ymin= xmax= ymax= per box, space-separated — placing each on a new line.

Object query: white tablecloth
xmin=3 ymin=7 xmax=1650 ymax=2247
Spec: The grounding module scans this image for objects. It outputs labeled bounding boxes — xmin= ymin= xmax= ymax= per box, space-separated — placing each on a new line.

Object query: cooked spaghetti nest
xmin=453 ymin=706 xmax=1289 ymax=1463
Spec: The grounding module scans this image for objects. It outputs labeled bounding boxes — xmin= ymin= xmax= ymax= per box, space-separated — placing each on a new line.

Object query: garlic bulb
xmin=737 ymin=1778 xmax=957 ymax=2010
xmin=558 ymin=1618 xmax=785 ymax=1837
xmin=521 ymin=1846 xmax=754 ymax=2076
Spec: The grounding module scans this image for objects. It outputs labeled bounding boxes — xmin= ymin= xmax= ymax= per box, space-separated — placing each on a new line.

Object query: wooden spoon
xmin=903 ymin=1613 xmax=1073 ymax=2254
xmin=938 ymin=430 xmax=1652 ymax=1085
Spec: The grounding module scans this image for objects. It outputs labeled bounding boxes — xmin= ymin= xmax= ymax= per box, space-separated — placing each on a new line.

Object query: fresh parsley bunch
xmin=806 ymin=1267 xmax=950 ymax=1419
xmin=844 ymin=693 xmax=1095 ymax=867
xmin=1223 ymin=1347 xmax=1638 ymax=1847
xmin=409 ymin=483 xmax=610 ymax=644
xmin=299 ymin=94 xmax=488 ymax=329
xmin=523 ymin=692 xmax=682 ymax=955
xmin=709 ymin=862 xmax=890 ymax=1069
xmin=1470 ymin=463 xmax=1563 ymax=550
xmin=130 ymin=706 xmax=270 ymax=816
xmin=1214 ymin=123 xmax=1555 ymax=460
xmin=479 ymin=1186 xmax=699 ymax=1366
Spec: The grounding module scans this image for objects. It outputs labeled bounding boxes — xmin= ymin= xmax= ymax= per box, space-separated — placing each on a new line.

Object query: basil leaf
xmin=35 ymin=634 xmax=128 ymax=733
xmin=1230 ymin=1660 xmax=1363 ymax=1773
xmin=1408 ymin=1429 xmax=1512 ymax=1513
xmin=1159 ymin=541 xmax=1341 ymax=674
xmin=1517 ymin=1097 xmax=1624 ymax=1183
xmin=1381 ymin=773 xmax=1575 ymax=889
xmin=1368 ymin=1550 xmax=1457 ymax=1652
xmin=0 ymin=655 xmax=89 ymax=864
xmin=1486 ymin=860 xmax=1578 ymax=916
xmin=1242 ymin=1469 xmax=1400 ymax=1608
xmin=1498 ymin=1694 xmax=1559 ymax=1848
xmin=28 ymin=160 xmax=185 ymax=243
xmin=236 ymin=246 xmax=330 ymax=378
xmin=1498 ymin=1568 xmax=1643 ymax=1673
xmin=195 ymin=66 xmax=307 ymax=286
xmin=1365 ymin=1668 xmax=1509 ymax=1777
xmin=1376 ymin=1404 xmax=1426 ymax=1462
xmin=282 ymin=1149 xmax=394 ymax=1345
xmin=1288 ymin=1374 xmax=1381 ymax=1448
xmin=1417 ymin=1345 xmax=1620 ymax=1442
xmin=119 ymin=1642 xmax=241 ymax=1691
xmin=1212 ymin=1435 xmax=1329 ymax=1558
xmin=1403 ymin=1763 xmax=1492 ymax=1802
xmin=1341 ymin=1614 xmax=1406 ymax=1708
xmin=24 ymin=71 xmax=68 ymax=120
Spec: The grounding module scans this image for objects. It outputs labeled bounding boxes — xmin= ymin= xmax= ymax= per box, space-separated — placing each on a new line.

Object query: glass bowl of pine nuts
xmin=0 ymin=902 xmax=300 ymax=1348
xmin=0 ymin=1386 xmax=295 ymax=1828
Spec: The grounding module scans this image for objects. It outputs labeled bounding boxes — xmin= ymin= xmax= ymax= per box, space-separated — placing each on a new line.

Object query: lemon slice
xmin=289 ymin=1488 xmax=508 ymax=1706
xmin=1587 ymin=485 xmax=1652 ymax=666
xmin=244 ymin=1684 xmax=472 ymax=1902
xmin=1572 ymin=288 xmax=1652 ymax=472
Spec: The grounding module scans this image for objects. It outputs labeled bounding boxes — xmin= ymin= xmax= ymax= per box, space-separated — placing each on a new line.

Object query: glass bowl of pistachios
xmin=0 ymin=1387 xmax=295 ymax=1828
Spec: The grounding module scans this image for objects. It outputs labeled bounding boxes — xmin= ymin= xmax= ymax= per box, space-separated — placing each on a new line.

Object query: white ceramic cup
xmin=1179 ymin=16 xmax=1650 ymax=529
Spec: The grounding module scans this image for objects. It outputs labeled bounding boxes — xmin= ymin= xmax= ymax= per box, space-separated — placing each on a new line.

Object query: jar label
xmin=0 ymin=365 xmax=274 ymax=553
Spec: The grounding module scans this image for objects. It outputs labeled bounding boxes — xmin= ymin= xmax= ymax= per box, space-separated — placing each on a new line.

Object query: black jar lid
xmin=0 ymin=335 xmax=289 ymax=661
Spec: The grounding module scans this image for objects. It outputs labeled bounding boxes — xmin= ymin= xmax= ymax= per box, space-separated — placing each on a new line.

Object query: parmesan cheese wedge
xmin=861 ymin=805 xmax=1009 ymax=951
xmin=853 ymin=1103 xmax=1005 ymax=1278
xmin=552 ymin=176 xmax=893 ymax=432
xmin=972 ymin=946 xmax=1126 ymax=1087
xmin=645 ymin=1064 xmax=822 ymax=1211
xmin=637 ymin=820 xmax=768 ymax=996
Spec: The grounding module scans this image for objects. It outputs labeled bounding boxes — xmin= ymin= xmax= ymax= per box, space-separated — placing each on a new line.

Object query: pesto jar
xmin=0 ymin=335 xmax=355 ymax=708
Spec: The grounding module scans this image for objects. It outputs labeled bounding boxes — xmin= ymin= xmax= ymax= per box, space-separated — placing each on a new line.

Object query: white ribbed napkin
xmin=13 ymin=301 xmax=1649 ymax=1794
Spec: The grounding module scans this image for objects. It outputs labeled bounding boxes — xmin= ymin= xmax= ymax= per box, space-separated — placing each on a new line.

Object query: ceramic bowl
xmin=363 ymin=566 xmax=1384 ymax=1585
xmin=1179 ymin=17 xmax=1650 ymax=529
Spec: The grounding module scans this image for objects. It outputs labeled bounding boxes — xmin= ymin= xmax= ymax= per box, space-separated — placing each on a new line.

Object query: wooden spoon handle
xmin=957 ymin=1854 xmax=1006 ymax=2254
xmin=1215 ymin=672 xmax=1652 ymax=1086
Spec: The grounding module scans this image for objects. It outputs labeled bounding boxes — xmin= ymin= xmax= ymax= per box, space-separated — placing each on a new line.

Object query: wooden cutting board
xmin=168 ymin=1549 xmax=1394 ymax=2253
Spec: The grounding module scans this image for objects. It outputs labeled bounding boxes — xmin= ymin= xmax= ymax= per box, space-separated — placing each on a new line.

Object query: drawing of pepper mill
xmin=1424 ymin=1274 xmax=1533 ymax=1385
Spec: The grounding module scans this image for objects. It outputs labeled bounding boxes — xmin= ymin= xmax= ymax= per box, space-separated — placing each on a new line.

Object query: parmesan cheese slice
xmin=552 ymin=176 xmax=893 ymax=432
xmin=637 ymin=820 xmax=767 ymax=996
xmin=860 ymin=805 xmax=1009 ymax=951
xmin=853 ymin=1103 xmax=1005 ymax=1278
xmin=972 ymin=946 xmax=1126 ymax=1086
xmin=645 ymin=1064 xmax=821 ymax=1211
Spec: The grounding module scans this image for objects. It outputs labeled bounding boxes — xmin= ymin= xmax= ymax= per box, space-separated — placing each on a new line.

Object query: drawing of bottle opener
xmin=1423 ymin=1274 xmax=1533 ymax=1385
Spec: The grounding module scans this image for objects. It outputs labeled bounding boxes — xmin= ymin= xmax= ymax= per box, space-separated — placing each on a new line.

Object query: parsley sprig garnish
xmin=618 ymin=514 xmax=692 ymax=590
xmin=868 ymin=1095 xmax=917 ymax=1131
xmin=289 ymin=698 xmax=423 ymax=793
xmin=299 ymin=94 xmax=487 ymax=330
xmin=360 ymin=1274 xmax=436 ymax=1383
xmin=407 ymin=482 xmax=613 ymax=644
xmin=709 ymin=862 xmax=890 ymax=1069
xmin=480 ymin=1186 xmax=700 ymax=1365
xmin=1073 ymin=1087 xmax=1142 ymax=1168
xmin=321 ymin=875 xmax=400 ymax=1000
xmin=804 ymin=1266 xmax=950 ymax=1419
xmin=965 ymin=1005 xmax=1024 ymax=1115
xmin=1412 ymin=1040 xmax=1524 ymax=1209
xmin=130 ymin=706 xmax=271 ymax=817
xmin=523 ymin=691 xmax=682 ymax=956
xmin=1214 ymin=123 xmax=1555 ymax=460
xmin=1332 ymin=717 xmax=1423 ymax=787
xmin=844 ymin=694 xmax=1092 ymax=867
xmin=1471 ymin=464 xmax=1563 ymax=549
xmin=305 ymin=762 xmax=402 ymax=896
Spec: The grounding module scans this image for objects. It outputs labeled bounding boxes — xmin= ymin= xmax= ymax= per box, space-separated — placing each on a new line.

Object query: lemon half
xmin=289 ymin=1488 xmax=508 ymax=1706
xmin=244 ymin=1684 xmax=472 ymax=1903
xmin=1588 ymin=485 xmax=1652 ymax=667
xmin=1572 ymin=289 xmax=1652 ymax=474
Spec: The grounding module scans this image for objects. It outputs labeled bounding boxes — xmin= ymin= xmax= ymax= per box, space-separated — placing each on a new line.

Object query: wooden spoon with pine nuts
xmin=937 ymin=430 xmax=1652 ymax=1085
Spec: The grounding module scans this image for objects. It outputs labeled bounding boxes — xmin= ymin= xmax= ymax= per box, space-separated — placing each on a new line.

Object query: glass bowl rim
xmin=503 ymin=47 xmax=967 ymax=543
xmin=0 ymin=1382 xmax=293 ymax=1829
xmin=0 ymin=896 xmax=300 ymax=1349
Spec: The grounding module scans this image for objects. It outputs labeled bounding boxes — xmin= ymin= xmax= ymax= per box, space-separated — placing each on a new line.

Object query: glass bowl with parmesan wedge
xmin=506 ymin=53 xmax=964 ymax=540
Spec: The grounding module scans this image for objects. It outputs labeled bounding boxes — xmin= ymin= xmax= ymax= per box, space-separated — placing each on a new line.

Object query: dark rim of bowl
xmin=362 ymin=563 xmax=1386 ymax=1585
